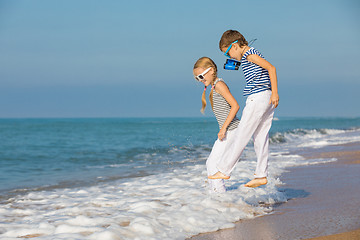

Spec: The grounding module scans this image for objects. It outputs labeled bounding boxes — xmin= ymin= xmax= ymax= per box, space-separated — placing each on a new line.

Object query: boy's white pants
xmin=217 ymin=90 xmax=275 ymax=178
xmin=206 ymin=129 xmax=238 ymax=193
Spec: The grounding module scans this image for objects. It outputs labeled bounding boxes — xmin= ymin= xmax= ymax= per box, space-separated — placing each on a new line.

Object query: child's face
xmin=222 ymin=43 xmax=241 ymax=61
xmin=193 ymin=68 xmax=213 ymax=87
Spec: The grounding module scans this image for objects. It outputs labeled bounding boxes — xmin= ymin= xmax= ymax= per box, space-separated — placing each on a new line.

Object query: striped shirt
xmin=241 ymin=47 xmax=271 ymax=96
xmin=212 ymin=79 xmax=239 ymax=131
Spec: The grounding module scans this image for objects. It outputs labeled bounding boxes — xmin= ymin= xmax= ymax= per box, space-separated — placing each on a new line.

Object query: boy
xmin=208 ymin=30 xmax=279 ymax=188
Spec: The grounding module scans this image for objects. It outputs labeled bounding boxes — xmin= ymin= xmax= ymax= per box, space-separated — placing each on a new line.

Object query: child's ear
xmin=233 ymin=42 xmax=240 ymax=50
xmin=209 ymin=67 xmax=214 ymax=75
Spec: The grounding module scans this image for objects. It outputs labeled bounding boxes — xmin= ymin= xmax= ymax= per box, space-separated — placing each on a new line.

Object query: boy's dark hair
xmin=219 ymin=30 xmax=248 ymax=50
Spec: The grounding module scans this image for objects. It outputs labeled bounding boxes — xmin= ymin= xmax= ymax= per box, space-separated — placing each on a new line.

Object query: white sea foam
xmin=0 ymin=148 xmax=336 ymax=240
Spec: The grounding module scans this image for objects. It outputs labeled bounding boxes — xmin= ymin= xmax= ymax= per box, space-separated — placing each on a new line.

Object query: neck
xmin=211 ymin=77 xmax=218 ymax=85
xmin=210 ymin=78 xmax=219 ymax=88
xmin=240 ymin=46 xmax=249 ymax=58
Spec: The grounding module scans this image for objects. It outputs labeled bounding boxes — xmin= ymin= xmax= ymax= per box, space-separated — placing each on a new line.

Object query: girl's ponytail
xmin=193 ymin=57 xmax=218 ymax=114
xmin=209 ymin=86 xmax=214 ymax=111
xmin=201 ymin=87 xmax=207 ymax=114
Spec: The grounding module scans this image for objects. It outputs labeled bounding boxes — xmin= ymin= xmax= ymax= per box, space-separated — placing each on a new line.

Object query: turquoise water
xmin=0 ymin=117 xmax=359 ymax=195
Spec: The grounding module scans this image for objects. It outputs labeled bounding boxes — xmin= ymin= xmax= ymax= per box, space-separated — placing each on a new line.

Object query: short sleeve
xmin=243 ymin=47 xmax=261 ymax=59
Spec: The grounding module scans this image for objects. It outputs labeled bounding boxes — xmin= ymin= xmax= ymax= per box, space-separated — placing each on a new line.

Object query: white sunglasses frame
xmin=194 ymin=67 xmax=212 ymax=82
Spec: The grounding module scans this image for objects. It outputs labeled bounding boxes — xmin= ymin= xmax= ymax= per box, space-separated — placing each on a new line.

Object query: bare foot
xmin=244 ymin=177 xmax=267 ymax=188
xmin=208 ymin=171 xmax=230 ymax=180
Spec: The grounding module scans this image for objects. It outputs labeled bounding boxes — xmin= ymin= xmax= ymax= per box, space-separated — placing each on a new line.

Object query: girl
xmin=209 ymin=30 xmax=279 ymax=188
xmin=193 ymin=57 xmax=240 ymax=193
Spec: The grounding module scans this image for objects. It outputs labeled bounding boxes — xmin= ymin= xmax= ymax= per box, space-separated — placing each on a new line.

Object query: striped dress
xmin=241 ymin=47 xmax=271 ymax=96
xmin=212 ymin=79 xmax=239 ymax=131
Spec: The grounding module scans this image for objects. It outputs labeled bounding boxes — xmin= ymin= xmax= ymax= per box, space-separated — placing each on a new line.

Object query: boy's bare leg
xmin=244 ymin=177 xmax=267 ymax=188
xmin=208 ymin=171 xmax=230 ymax=179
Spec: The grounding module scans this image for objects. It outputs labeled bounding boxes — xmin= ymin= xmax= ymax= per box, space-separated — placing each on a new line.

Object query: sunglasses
xmin=194 ymin=67 xmax=211 ymax=82
xmin=224 ymin=40 xmax=238 ymax=58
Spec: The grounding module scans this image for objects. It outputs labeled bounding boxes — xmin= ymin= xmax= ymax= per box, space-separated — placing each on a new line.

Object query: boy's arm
xmin=247 ymin=54 xmax=279 ymax=108
xmin=214 ymin=81 xmax=240 ymax=140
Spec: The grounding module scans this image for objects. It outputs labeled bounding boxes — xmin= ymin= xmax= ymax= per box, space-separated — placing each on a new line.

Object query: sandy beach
xmin=189 ymin=142 xmax=360 ymax=240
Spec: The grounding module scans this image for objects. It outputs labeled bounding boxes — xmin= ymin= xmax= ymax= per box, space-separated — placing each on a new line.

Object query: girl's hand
xmin=269 ymin=92 xmax=279 ymax=108
xmin=218 ymin=128 xmax=227 ymax=141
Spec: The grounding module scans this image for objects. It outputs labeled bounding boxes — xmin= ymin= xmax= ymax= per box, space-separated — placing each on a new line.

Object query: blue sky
xmin=0 ymin=0 xmax=359 ymax=118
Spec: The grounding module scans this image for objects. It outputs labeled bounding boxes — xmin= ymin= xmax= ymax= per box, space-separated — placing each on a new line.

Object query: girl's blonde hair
xmin=193 ymin=57 xmax=218 ymax=114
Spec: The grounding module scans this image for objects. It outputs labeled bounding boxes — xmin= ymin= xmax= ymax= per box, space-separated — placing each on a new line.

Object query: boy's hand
xmin=218 ymin=128 xmax=227 ymax=141
xmin=269 ymin=93 xmax=279 ymax=108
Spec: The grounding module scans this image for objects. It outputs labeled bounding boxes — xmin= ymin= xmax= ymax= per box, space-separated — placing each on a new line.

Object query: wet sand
xmin=189 ymin=142 xmax=360 ymax=240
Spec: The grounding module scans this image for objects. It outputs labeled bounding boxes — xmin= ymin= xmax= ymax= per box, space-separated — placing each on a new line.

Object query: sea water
xmin=0 ymin=117 xmax=359 ymax=239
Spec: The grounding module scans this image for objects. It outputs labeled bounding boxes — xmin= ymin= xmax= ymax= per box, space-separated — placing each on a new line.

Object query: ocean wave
xmin=270 ymin=127 xmax=360 ymax=146
xmin=84 ymin=144 xmax=212 ymax=174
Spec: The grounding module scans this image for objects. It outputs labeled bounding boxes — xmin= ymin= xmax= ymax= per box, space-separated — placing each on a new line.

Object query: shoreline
xmin=189 ymin=142 xmax=360 ymax=240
